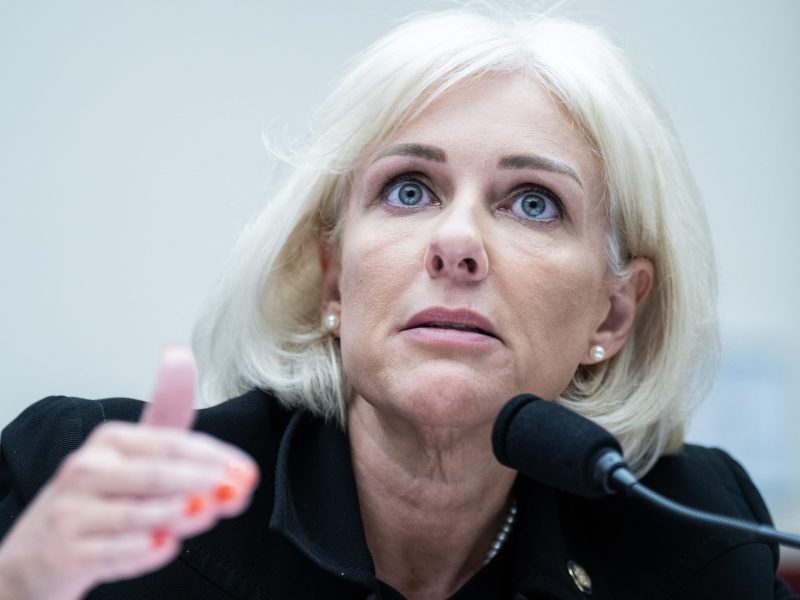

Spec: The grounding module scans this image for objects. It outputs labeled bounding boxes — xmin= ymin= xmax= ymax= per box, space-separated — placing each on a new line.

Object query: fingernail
xmin=226 ymin=461 xmax=257 ymax=487
xmin=214 ymin=482 xmax=238 ymax=503
xmin=151 ymin=527 xmax=171 ymax=548
xmin=185 ymin=493 xmax=206 ymax=517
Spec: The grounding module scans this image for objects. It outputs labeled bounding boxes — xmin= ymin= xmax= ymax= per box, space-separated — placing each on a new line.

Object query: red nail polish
xmin=185 ymin=493 xmax=206 ymax=516
xmin=151 ymin=527 xmax=170 ymax=548
xmin=214 ymin=482 xmax=238 ymax=503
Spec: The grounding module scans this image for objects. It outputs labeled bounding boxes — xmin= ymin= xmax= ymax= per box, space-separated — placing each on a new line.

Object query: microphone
xmin=492 ymin=393 xmax=633 ymax=498
xmin=492 ymin=394 xmax=800 ymax=549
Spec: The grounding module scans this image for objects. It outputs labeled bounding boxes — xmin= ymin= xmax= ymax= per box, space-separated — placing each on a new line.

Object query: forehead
xmin=365 ymin=75 xmax=600 ymax=185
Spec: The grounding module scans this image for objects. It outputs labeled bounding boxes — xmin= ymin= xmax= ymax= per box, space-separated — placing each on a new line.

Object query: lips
xmin=402 ymin=307 xmax=500 ymax=340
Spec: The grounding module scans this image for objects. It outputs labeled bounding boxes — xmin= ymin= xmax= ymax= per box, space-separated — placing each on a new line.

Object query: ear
xmin=318 ymin=237 xmax=342 ymax=330
xmin=581 ymin=257 xmax=654 ymax=364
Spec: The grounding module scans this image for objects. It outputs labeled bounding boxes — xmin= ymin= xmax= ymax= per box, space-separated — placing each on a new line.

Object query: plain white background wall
xmin=1 ymin=1 xmax=798 ymax=537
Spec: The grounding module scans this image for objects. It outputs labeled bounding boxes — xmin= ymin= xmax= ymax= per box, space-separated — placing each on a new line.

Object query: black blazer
xmin=0 ymin=390 xmax=795 ymax=599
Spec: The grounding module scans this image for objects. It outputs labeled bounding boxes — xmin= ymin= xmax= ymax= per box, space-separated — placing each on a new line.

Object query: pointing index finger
xmin=140 ymin=345 xmax=197 ymax=430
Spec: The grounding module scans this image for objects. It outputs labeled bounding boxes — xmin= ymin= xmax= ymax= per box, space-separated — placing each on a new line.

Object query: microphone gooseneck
xmin=492 ymin=394 xmax=800 ymax=549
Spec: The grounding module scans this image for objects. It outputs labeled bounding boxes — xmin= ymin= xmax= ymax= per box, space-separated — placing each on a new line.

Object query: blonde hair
xmin=193 ymin=9 xmax=718 ymax=476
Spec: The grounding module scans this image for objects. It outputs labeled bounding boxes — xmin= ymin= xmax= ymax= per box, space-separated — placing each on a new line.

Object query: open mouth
xmin=402 ymin=307 xmax=501 ymax=343
xmin=414 ymin=321 xmax=498 ymax=339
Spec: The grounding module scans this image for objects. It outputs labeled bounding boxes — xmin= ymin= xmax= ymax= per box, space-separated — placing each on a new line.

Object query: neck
xmin=348 ymin=396 xmax=516 ymax=600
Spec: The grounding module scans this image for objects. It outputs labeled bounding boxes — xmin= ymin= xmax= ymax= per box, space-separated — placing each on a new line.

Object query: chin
xmin=389 ymin=371 xmax=508 ymax=429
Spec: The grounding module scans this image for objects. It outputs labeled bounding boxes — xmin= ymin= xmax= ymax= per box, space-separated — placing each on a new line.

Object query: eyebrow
xmin=371 ymin=143 xmax=447 ymax=163
xmin=499 ymin=154 xmax=583 ymax=188
xmin=371 ymin=144 xmax=583 ymax=188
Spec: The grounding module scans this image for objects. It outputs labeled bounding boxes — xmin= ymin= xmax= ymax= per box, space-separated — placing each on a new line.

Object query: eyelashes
xmin=376 ymin=172 xmax=566 ymax=223
xmin=505 ymin=186 xmax=564 ymax=222
xmin=381 ymin=174 xmax=437 ymax=209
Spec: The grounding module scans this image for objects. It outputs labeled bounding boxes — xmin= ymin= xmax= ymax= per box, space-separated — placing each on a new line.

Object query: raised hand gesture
xmin=0 ymin=346 xmax=258 ymax=600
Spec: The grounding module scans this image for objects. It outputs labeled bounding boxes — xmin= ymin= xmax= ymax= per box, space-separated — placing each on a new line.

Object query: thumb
xmin=140 ymin=344 xmax=197 ymax=429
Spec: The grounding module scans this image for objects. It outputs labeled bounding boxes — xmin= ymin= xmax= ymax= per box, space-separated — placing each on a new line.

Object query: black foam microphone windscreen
xmin=492 ymin=394 xmax=622 ymax=498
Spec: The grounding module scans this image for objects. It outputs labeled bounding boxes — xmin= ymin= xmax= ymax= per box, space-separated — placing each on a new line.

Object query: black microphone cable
xmin=493 ymin=394 xmax=800 ymax=549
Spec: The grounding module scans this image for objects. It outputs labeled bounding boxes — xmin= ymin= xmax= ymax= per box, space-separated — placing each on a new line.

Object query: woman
xmin=0 ymin=9 xmax=794 ymax=599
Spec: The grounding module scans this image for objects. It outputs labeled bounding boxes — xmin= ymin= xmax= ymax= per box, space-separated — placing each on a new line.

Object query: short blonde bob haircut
xmin=193 ymin=9 xmax=719 ymax=476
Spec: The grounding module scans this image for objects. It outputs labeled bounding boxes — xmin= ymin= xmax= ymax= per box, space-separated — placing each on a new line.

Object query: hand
xmin=0 ymin=346 xmax=259 ymax=600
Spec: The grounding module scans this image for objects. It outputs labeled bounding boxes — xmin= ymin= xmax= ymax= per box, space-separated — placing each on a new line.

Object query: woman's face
xmin=327 ymin=75 xmax=619 ymax=430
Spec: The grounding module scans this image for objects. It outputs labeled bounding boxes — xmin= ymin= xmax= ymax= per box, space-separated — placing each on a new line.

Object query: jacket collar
xmin=269 ymin=410 xmax=376 ymax=587
xmin=267 ymin=409 xmax=591 ymax=599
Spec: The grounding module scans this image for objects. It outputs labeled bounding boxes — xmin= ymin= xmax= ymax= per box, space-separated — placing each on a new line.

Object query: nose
xmin=424 ymin=207 xmax=489 ymax=283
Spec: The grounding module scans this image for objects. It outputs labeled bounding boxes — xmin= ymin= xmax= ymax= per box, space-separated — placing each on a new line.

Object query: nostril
xmin=425 ymin=241 xmax=488 ymax=281
xmin=462 ymin=258 xmax=477 ymax=273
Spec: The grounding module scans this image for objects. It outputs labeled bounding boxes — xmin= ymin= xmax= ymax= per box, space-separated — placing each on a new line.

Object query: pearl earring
xmin=590 ymin=345 xmax=606 ymax=362
xmin=323 ymin=313 xmax=339 ymax=332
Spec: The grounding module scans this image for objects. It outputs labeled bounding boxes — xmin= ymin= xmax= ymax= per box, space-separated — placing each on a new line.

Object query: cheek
xmin=336 ymin=218 xmax=420 ymax=370
xmin=496 ymin=242 xmax=608 ymax=393
xmin=538 ymin=255 xmax=606 ymax=324
xmin=501 ymin=232 xmax=607 ymax=324
xmin=340 ymin=222 xmax=412 ymax=316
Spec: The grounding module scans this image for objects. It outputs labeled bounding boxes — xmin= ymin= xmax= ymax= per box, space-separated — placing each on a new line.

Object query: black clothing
xmin=0 ymin=390 xmax=795 ymax=599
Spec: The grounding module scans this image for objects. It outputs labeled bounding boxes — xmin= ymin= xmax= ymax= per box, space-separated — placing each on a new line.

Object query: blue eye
xmin=385 ymin=180 xmax=433 ymax=207
xmin=510 ymin=189 xmax=562 ymax=222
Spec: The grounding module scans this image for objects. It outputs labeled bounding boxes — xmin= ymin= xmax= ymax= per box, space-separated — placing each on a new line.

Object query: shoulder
xmin=0 ymin=390 xmax=289 ymax=506
xmin=560 ymin=444 xmax=787 ymax=599
xmin=644 ymin=444 xmax=776 ymax=534
xmin=641 ymin=444 xmax=793 ymax=598
xmin=1 ymin=396 xmax=109 ymax=503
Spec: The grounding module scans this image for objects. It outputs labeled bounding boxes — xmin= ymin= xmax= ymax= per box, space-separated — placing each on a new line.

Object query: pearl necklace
xmin=483 ymin=497 xmax=517 ymax=565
